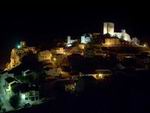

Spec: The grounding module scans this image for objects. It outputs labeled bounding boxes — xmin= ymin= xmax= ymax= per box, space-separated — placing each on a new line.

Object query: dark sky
xmin=0 ymin=4 xmax=150 ymax=66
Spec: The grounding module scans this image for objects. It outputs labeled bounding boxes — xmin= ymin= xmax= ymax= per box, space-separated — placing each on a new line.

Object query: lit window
xmin=21 ymin=94 xmax=26 ymax=100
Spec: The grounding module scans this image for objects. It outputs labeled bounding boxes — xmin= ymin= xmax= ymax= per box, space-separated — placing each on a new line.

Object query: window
xmin=25 ymin=97 xmax=28 ymax=100
xmin=35 ymin=97 xmax=38 ymax=100
xmin=30 ymin=97 xmax=34 ymax=101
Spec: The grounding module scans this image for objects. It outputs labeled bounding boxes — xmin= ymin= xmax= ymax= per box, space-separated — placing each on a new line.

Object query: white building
xmin=103 ymin=22 xmax=131 ymax=42
xmin=81 ymin=34 xmax=92 ymax=44
xmin=20 ymin=90 xmax=40 ymax=107
xmin=66 ymin=36 xmax=78 ymax=47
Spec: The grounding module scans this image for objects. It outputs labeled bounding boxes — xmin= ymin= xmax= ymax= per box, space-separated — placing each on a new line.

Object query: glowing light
xmin=21 ymin=94 xmax=26 ymax=100
xmin=105 ymin=41 xmax=112 ymax=46
xmin=81 ymin=35 xmax=91 ymax=44
xmin=79 ymin=44 xmax=85 ymax=50
xmin=103 ymin=22 xmax=114 ymax=35
xmin=56 ymin=48 xmax=65 ymax=54
xmin=17 ymin=45 xmax=21 ymax=49
xmin=98 ymin=73 xmax=103 ymax=79
xmin=6 ymin=85 xmax=11 ymax=92
xmin=53 ymin=58 xmax=56 ymax=61
xmin=93 ymin=73 xmax=104 ymax=80
xmin=143 ymin=43 xmax=147 ymax=47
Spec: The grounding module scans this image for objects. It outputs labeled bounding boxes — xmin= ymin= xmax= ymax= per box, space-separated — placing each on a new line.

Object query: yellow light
xmin=105 ymin=42 xmax=112 ymax=46
xmin=79 ymin=44 xmax=85 ymax=50
xmin=94 ymin=73 xmax=104 ymax=79
xmin=98 ymin=73 xmax=103 ymax=79
xmin=53 ymin=58 xmax=56 ymax=61
xmin=104 ymin=39 xmax=113 ymax=47
xmin=143 ymin=44 xmax=147 ymax=47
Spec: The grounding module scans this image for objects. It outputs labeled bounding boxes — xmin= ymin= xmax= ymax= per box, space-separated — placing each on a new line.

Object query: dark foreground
xmin=9 ymin=70 xmax=150 ymax=113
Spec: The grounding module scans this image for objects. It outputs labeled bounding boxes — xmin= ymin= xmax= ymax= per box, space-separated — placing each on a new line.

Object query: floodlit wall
xmin=38 ymin=50 xmax=52 ymax=62
xmin=103 ymin=22 xmax=115 ymax=35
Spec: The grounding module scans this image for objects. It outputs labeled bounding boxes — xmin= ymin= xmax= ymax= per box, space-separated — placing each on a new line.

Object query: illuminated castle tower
xmin=103 ymin=22 xmax=115 ymax=35
xmin=103 ymin=22 xmax=131 ymax=42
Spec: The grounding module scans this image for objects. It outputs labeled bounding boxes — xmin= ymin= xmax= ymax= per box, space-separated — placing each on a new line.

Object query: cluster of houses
xmin=0 ymin=22 xmax=150 ymax=112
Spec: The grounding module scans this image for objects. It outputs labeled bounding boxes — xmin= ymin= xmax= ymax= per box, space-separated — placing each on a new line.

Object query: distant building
xmin=103 ymin=37 xmax=121 ymax=47
xmin=79 ymin=69 xmax=112 ymax=80
xmin=5 ymin=41 xmax=37 ymax=71
xmin=38 ymin=50 xmax=52 ymax=62
xmin=5 ymin=77 xmax=18 ymax=94
xmin=103 ymin=22 xmax=131 ymax=42
xmin=66 ymin=36 xmax=78 ymax=47
xmin=103 ymin=22 xmax=115 ymax=35
xmin=102 ymin=35 xmax=133 ymax=47
xmin=19 ymin=86 xmax=40 ymax=107
xmin=81 ymin=34 xmax=92 ymax=44
xmin=131 ymin=37 xmax=140 ymax=46
xmin=55 ymin=47 xmax=66 ymax=55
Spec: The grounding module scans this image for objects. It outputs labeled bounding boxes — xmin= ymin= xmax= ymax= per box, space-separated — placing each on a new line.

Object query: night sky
xmin=0 ymin=4 xmax=150 ymax=67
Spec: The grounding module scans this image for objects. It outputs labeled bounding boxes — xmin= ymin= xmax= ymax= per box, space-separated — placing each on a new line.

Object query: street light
xmin=21 ymin=94 xmax=26 ymax=100
xmin=143 ymin=43 xmax=147 ymax=47
xmin=98 ymin=73 xmax=103 ymax=79
xmin=17 ymin=44 xmax=21 ymax=49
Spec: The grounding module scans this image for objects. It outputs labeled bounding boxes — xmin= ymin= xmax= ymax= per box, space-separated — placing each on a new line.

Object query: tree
xmin=68 ymin=54 xmax=84 ymax=73
xmin=21 ymin=53 xmax=43 ymax=72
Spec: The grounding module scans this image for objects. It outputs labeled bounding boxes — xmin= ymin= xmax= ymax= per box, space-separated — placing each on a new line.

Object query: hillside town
xmin=0 ymin=22 xmax=150 ymax=112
